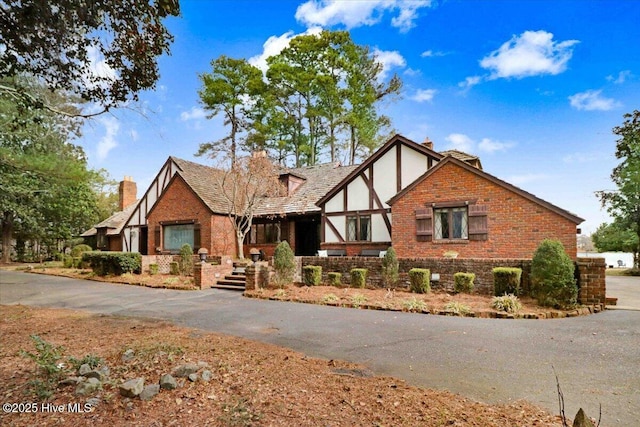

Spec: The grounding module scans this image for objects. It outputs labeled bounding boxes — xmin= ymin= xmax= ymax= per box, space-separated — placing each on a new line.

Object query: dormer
xmin=279 ymin=172 xmax=307 ymax=195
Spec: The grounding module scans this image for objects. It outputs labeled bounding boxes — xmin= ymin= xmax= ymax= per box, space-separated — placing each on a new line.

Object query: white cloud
xmin=606 ymin=70 xmax=632 ymax=84
xmin=248 ymin=27 xmax=322 ymax=73
xmin=480 ymin=30 xmax=579 ymax=79
xmin=372 ymin=48 xmax=406 ymax=80
xmin=180 ymin=106 xmax=207 ymax=121
xmin=569 ymin=90 xmax=618 ymax=111
xmin=87 ymin=45 xmax=117 ymax=81
xmin=458 ymin=75 xmax=482 ymax=89
xmin=478 ymin=138 xmax=514 ymax=153
xmin=445 ymin=133 xmax=474 ymax=152
xmin=445 ymin=134 xmax=515 ymax=153
xmin=96 ymin=116 xmax=119 ymax=161
xmin=410 ymin=88 xmax=437 ymax=103
xmin=421 ymin=50 xmax=447 ymax=58
xmin=295 ymin=0 xmax=432 ymax=32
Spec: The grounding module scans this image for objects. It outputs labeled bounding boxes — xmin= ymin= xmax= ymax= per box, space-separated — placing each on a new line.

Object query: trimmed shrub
xmin=531 ymin=239 xmax=578 ymax=308
xmin=381 ymin=247 xmax=399 ymax=287
xmin=82 ymin=252 xmax=141 ymax=276
xmin=273 ymin=241 xmax=296 ymax=287
xmin=493 ymin=267 xmax=522 ymax=296
xmin=350 ymin=268 xmax=368 ymax=288
xmin=71 ymin=244 xmax=92 ymax=258
xmin=302 ymin=265 xmax=322 ymax=286
xmin=409 ymin=268 xmax=430 ymax=294
xmin=491 ymin=294 xmax=522 ymax=313
xmin=327 ymin=272 xmax=342 ymax=286
xmin=178 ymin=244 xmax=194 ymax=276
xmin=63 ymin=255 xmax=74 ymax=269
xmin=169 ymin=262 xmax=179 ymax=275
xmin=444 ymin=301 xmax=471 ymax=315
xmin=149 ymin=263 xmax=159 ymax=275
xmin=453 ymin=272 xmax=475 ymax=293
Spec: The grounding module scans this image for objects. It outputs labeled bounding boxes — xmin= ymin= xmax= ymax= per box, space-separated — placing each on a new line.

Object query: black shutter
xmin=154 ymin=226 xmax=161 ymax=251
xmin=416 ymin=208 xmax=433 ymax=242
xmin=468 ymin=205 xmax=488 ymax=241
xmin=194 ymin=223 xmax=201 ymax=250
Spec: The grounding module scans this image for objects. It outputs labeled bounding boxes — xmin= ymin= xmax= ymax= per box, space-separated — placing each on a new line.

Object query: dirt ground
xmin=0 ymin=304 xmax=570 ymax=427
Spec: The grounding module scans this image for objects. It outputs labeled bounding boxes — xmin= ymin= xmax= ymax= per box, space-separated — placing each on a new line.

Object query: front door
xmin=295 ymin=218 xmax=319 ymax=256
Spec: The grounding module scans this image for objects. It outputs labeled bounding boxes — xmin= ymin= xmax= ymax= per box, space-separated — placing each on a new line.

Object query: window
xmin=434 ymin=207 xmax=468 ymax=240
xmin=247 ymin=222 xmax=287 ymax=244
xmin=346 ymin=215 xmax=371 ymax=241
xmin=163 ymin=223 xmax=195 ymax=252
xmin=96 ymin=230 xmax=107 ymax=249
xmin=415 ymin=203 xmax=487 ymax=242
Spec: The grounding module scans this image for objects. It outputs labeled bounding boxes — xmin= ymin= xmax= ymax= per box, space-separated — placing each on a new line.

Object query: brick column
xmin=576 ymin=257 xmax=606 ymax=305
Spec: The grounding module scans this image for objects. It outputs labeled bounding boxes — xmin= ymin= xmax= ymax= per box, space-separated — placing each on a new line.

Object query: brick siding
xmin=146 ymin=175 xmax=236 ymax=257
xmin=390 ymin=161 xmax=579 ymax=260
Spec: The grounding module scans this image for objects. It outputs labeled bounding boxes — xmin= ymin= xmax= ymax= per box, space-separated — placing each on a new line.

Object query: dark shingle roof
xmin=439 ymin=150 xmax=483 ymax=169
xmin=81 ymin=202 xmax=138 ymax=237
xmin=255 ymin=162 xmax=359 ymax=216
xmin=170 ymin=157 xmax=230 ymax=214
xmin=170 ymin=157 xmax=358 ymax=217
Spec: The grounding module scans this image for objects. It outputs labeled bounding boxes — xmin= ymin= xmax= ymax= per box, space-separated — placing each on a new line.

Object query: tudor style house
xmin=83 ymin=134 xmax=583 ymax=260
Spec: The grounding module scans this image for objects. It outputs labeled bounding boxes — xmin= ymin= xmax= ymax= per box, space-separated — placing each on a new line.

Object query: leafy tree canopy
xmin=0 ymin=0 xmax=180 ymax=115
xmin=596 ymin=110 xmax=640 ymax=268
xmin=0 ymin=77 xmax=112 ymax=262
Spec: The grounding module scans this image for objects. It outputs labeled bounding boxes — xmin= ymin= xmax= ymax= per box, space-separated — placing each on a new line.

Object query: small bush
xmin=322 ymin=293 xmax=339 ymax=304
xmin=492 ymin=294 xmax=522 ymax=313
xmin=327 ymin=272 xmax=342 ymax=286
xmin=493 ymin=267 xmax=522 ymax=296
xmin=402 ymin=297 xmax=427 ymax=312
xmin=63 ymin=255 xmax=74 ymax=269
xmin=71 ymin=244 xmax=92 ymax=258
xmin=169 ymin=261 xmax=179 ymax=275
xmin=273 ymin=241 xmax=295 ymax=287
xmin=302 ymin=265 xmax=322 ymax=286
xmin=149 ymin=263 xmax=159 ymax=275
xmin=454 ymin=272 xmax=475 ymax=293
xmin=82 ymin=251 xmax=141 ymax=276
xmin=531 ymin=239 xmax=578 ymax=308
xmin=178 ymin=244 xmax=194 ymax=276
xmin=351 ymin=293 xmax=367 ymax=308
xmin=20 ymin=335 xmax=66 ymax=400
xmin=444 ymin=301 xmax=472 ymax=316
xmin=381 ymin=247 xmax=399 ymax=287
xmin=350 ymin=268 xmax=368 ymax=288
xmin=409 ymin=268 xmax=430 ymax=294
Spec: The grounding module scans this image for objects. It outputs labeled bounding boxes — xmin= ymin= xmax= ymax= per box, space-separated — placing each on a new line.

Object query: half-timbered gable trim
xmin=316 ymin=134 xmax=443 ymax=247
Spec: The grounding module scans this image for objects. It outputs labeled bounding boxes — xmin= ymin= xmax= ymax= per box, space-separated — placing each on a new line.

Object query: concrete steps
xmin=212 ymin=264 xmax=247 ymax=290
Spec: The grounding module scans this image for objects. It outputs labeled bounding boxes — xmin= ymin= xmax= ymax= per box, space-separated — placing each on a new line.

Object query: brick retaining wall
xmin=298 ymin=256 xmax=606 ymax=304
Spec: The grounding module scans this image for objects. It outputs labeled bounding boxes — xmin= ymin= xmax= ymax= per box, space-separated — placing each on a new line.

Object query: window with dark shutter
xmin=415 ymin=208 xmax=433 ymax=242
xmin=468 ymin=204 xmax=488 ymax=241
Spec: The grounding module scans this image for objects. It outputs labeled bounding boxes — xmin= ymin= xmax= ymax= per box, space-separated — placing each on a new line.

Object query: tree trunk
xmin=1 ymin=212 xmax=13 ymax=263
xmin=236 ymin=231 xmax=245 ymax=260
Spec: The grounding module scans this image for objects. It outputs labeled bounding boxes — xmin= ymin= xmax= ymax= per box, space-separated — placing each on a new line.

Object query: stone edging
xmin=243 ymin=292 xmax=605 ymax=320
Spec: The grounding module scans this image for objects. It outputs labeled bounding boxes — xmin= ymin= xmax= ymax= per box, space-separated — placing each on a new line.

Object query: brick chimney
xmin=118 ymin=176 xmax=137 ymax=211
xmin=422 ymin=137 xmax=434 ymax=150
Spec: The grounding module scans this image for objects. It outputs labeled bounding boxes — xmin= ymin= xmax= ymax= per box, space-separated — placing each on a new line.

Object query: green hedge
xmin=531 ymin=239 xmax=577 ymax=308
xmin=82 ymin=252 xmax=142 ymax=276
xmin=327 ymin=272 xmax=342 ymax=286
xmin=454 ymin=272 xmax=475 ymax=293
xmin=302 ymin=265 xmax=322 ymax=286
xmin=149 ymin=263 xmax=159 ymax=275
xmin=409 ymin=268 xmax=430 ymax=294
xmin=492 ymin=267 xmax=522 ymax=296
xmin=350 ymin=268 xmax=368 ymax=288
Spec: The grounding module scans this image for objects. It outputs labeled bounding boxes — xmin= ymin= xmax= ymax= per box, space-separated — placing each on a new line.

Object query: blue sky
xmin=78 ymin=0 xmax=640 ymax=235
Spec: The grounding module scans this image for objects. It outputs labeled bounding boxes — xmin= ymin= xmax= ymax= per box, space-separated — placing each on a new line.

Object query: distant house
xmin=84 ymin=134 xmax=583 ymax=259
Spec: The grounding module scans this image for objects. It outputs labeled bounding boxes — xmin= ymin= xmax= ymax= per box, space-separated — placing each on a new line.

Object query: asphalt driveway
xmin=1 ymin=270 xmax=639 ymax=426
